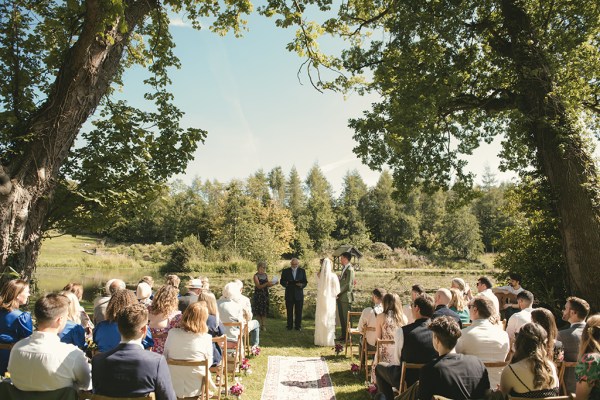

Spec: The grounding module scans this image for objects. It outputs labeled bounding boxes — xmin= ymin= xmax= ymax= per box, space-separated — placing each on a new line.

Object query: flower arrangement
xmin=367 ymin=382 xmax=378 ymax=398
xmin=230 ymin=382 xmax=244 ymax=398
xmin=240 ymin=358 xmax=252 ymax=375
xmin=350 ymin=363 xmax=360 ymax=376
xmin=333 ymin=343 xmax=343 ymax=355
xmin=251 ymin=345 xmax=261 ymax=356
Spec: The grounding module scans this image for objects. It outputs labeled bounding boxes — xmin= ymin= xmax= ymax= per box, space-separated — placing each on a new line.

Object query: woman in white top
xmin=314 ymin=257 xmax=340 ymax=346
xmin=164 ymin=302 xmax=214 ymax=398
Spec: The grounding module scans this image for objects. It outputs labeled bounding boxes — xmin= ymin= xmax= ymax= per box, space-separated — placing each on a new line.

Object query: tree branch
xmin=442 ymin=90 xmax=518 ymax=115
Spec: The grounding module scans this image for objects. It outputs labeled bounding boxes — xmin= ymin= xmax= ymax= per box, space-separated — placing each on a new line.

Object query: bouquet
xmin=350 ymin=363 xmax=360 ymax=376
xmin=230 ymin=382 xmax=244 ymax=398
xmin=333 ymin=343 xmax=343 ymax=355
xmin=240 ymin=358 xmax=252 ymax=375
xmin=251 ymin=345 xmax=261 ymax=356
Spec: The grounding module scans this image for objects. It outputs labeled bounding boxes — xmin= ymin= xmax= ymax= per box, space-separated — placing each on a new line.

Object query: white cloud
xmin=169 ymin=17 xmax=191 ymax=28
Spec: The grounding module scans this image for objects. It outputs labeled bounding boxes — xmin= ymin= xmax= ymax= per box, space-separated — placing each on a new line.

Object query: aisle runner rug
xmin=261 ymin=356 xmax=336 ymax=400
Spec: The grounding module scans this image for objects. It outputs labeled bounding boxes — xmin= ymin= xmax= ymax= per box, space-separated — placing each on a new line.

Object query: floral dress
xmin=576 ymin=352 xmax=600 ymax=400
xmin=252 ymin=273 xmax=269 ymax=317
xmin=370 ymin=313 xmax=400 ymax=382
xmin=149 ymin=311 xmax=182 ymax=354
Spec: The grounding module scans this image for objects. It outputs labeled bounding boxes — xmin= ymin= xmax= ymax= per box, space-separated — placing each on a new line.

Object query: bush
xmin=164 ymin=235 xmax=205 ymax=273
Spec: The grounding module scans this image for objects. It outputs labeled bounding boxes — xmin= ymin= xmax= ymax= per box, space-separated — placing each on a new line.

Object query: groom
xmin=280 ymin=258 xmax=308 ymax=330
xmin=337 ymin=251 xmax=355 ymax=341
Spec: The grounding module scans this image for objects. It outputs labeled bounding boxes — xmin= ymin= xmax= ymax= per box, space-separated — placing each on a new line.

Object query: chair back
xmin=345 ymin=311 xmax=363 ymax=357
xmin=210 ymin=334 xmax=228 ymax=400
xmin=362 ymin=326 xmax=377 ymax=381
xmin=167 ymin=358 xmax=209 ymax=400
xmin=557 ymin=361 xmax=578 ymax=396
xmin=90 ymin=394 xmax=155 ymax=400
xmin=222 ymin=322 xmax=243 ymax=379
xmin=0 ymin=343 xmax=13 ymax=351
xmin=483 ymin=361 xmax=509 ymax=368
xmin=399 ymin=362 xmax=425 ymax=393
xmin=508 ymin=397 xmax=571 ymax=400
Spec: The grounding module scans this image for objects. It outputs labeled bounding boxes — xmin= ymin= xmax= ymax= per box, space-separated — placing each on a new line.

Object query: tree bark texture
xmin=0 ymin=0 xmax=157 ymax=280
xmin=502 ymin=0 xmax=600 ymax=310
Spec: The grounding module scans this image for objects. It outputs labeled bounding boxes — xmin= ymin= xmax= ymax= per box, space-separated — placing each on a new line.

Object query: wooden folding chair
xmin=91 ymin=393 xmax=155 ymax=400
xmin=345 ymin=311 xmax=363 ymax=358
xmin=557 ymin=361 xmax=578 ymax=396
xmin=210 ymin=334 xmax=228 ymax=400
xmin=243 ymin=322 xmax=250 ymax=357
xmin=483 ymin=361 xmax=509 ymax=368
xmin=166 ymin=358 xmax=210 ymax=400
xmin=398 ymin=362 xmax=425 ymax=393
xmin=0 ymin=343 xmax=13 ymax=350
xmin=222 ymin=321 xmax=243 ymax=380
xmin=462 ymin=322 xmax=472 ymax=328
xmin=508 ymin=396 xmax=571 ymax=400
xmin=362 ymin=327 xmax=377 ymax=382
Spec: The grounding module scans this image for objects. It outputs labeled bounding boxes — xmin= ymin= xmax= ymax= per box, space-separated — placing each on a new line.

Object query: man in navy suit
xmin=280 ymin=258 xmax=308 ymax=330
xmin=92 ymin=303 xmax=176 ymax=400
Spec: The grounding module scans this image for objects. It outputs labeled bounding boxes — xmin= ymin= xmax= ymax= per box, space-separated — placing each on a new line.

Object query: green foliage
xmin=304 ymin=164 xmax=336 ymax=250
xmin=165 ymin=235 xmax=205 ymax=273
xmin=440 ymin=205 xmax=484 ymax=261
xmin=495 ymin=178 xmax=568 ymax=309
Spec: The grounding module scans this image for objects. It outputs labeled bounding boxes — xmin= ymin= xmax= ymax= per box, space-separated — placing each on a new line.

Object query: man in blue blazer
xmin=280 ymin=258 xmax=308 ymax=330
xmin=92 ymin=303 xmax=176 ymax=400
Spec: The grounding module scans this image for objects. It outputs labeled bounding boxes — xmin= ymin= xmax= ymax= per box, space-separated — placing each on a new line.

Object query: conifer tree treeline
xmin=80 ymin=165 xmax=514 ymax=263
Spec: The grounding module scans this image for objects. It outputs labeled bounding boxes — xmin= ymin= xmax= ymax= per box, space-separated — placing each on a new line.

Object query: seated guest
xmin=93 ymin=289 xmax=153 ymax=353
xmin=148 ymin=285 xmax=182 ymax=354
xmin=375 ymin=293 xmax=438 ymax=400
xmin=433 ymin=288 xmax=463 ymax=328
xmin=411 ymin=316 xmax=489 ymax=400
xmin=456 ymin=296 xmax=510 ymax=388
xmin=165 ymin=274 xmax=181 ymax=293
xmin=8 ymin=293 xmax=91 ymax=391
xmin=506 ymin=290 xmax=535 ymax=350
xmin=217 ymin=282 xmax=245 ymax=344
xmin=58 ymin=291 xmax=87 ymax=350
xmin=575 ymin=314 xmax=600 ymax=400
xmin=63 ymin=282 xmax=93 ymax=335
xmin=92 ymin=304 xmax=176 ymax=400
xmin=371 ymin=293 xmax=407 ymax=382
xmin=559 ymin=296 xmax=590 ymax=394
xmin=499 ymin=322 xmax=559 ymax=397
xmin=0 ymin=279 xmax=32 ymax=376
xmin=179 ymin=278 xmax=203 ymax=312
xmin=451 ymin=277 xmax=472 ymax=302
xmin=531 ymin=307 xmax=564 ymax=362
xmin=136 ymin=282 xmax=152 ymax=307
xmin=402 ymin=284 xmax=424 ymax=325
xmin=358 ymin=288 xmax=386 ymax=355
xmin=198 ymin=293 xmax=225 ymax=367
xmin=164 ymin=302 xmax=213 ymax=398
xmin=493 ymin=273 xmax=524 ymax=320
xmin=93 ymin=278 xmax=125 ymax=324
xmin=232 ymin=279 xmax=260 ymax=347
xmin=139 ymin=276 xmax=155 ymax=298
xmin=475 ymin=276 xmax=500 ymax=316
xmin=449 ymin=288 xmax=470 ymax=324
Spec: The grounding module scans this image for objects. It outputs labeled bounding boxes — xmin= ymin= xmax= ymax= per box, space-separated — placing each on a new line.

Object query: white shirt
xmin=217 ymin=299 xmax=244 ymax=341
xmin=392 ymin=326 xmax=404 ymax=366
xmin=163 ymin=328 xmax=213 ymax=398
xmin=456 ymin=319 xmax=510 ymax=388
xmin=495 ymin=285 xmax=524 ymax=295
xmin=358 ymin=304 xmax=383 ymax=346
xmin=478 ymin=288 xmax=500 ymax=315
xmin=506 ymin=307 xmax=534 ymax=344
xmin=402 ymin=304 xmax=415 ymax=324
xmin=233 ymin=294 xmax=253 ymax=321
xmin=8 ymin=331 xmax=91 ymax=391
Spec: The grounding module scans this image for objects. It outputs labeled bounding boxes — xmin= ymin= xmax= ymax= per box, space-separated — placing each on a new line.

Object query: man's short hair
xmin=117 ymin=303 xmax=148 ymax=340
xmin=567 ymin=296 xmax=590 ymax=319
xmin=411 ymin=284 xmax=425 ymax=294
xmin=413 ymin=293 xmax=435 ymax=318
xmin=509 ymin=272 xmax=522 ymax=283
xmin=372 ymin=288 xmax=386 ymax=300
xmin=429 ymin=315 xmax=462 ymax=349
xmin=477 ymin=276 xmax=493 ymax=289
xmin=35 ymin=293 xmax=69 ymax=325
xmin=517 ymin=290 xmax=534 ymax=304
xmin=341 ymin=252 xmax=352 ymax=260
xmin=471 ymin=296 xmax=494 ymax=319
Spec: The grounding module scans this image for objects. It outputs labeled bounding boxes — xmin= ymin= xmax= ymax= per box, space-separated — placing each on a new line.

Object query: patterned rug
xmin=261 ymin=356 xmax=336 ymax=400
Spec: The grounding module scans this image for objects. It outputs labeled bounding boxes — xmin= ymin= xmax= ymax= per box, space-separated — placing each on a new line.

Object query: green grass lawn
xmin=231 ymin=317 xmax=369 ymax=400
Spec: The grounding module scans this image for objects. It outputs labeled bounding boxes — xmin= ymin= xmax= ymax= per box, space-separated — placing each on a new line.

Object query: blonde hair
xmin=579 ymin=314 xmax=600 ymax=359
xmin=198 ymin=292 xmax=219 ymax=321
xmin=60 ymin=291 xmax=81 ymax=324
xmin=449 ymin=288 xmax=467 ymax=312
xmin=180 ymin=302 xmax=208 ymax=334
xmin=382 ymin=293 xmax=406 ymax=327
xmin=150 ymin=285 xmax=179 ymax=317
xmin=63 ymin=283 xmax=84 ymax=300
xmin=0 ymin=280 xmax=29 ymax=311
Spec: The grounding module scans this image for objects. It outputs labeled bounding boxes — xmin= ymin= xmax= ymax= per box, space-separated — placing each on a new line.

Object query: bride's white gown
xmin=314 ymin=259 xmax=340 ymax=346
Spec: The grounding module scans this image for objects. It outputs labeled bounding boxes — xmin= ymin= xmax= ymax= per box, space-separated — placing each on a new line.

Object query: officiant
xmin=280 ymin=258 xmax=308 ymax=331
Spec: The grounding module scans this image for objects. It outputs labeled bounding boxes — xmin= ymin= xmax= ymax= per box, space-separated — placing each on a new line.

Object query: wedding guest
xmin=433 ymin=288 xmax=463 ymax=328
xmin=475 ymin=276 xmax=500 ymax=315
xmin=232 ymin=279 xmax=260 ymax=347
xmin=163 ymin=302 xmax=213 ymax=399
xmin=137 ymin=282 xmax=152 ymax=307
xmin=198 ymin=293 xmax=224 ymax=367
xmin=201 ymin=277 xmax=216 ymax=302
xmin=371 ymin=293 xmax=407 ymax=382
xmin=575 ymin=314 xmax=600 ymax=400
xmin=493 ymin=272 xmax=524 ymax=320
xmin=139 ymin=276 xmax=155 ymax=292
xmin=559 ymin=296 xmax=590 ymax=394
xmin=148 ymin=285 xmax=182 ymax=354
xmin=449 ymin=288 xmax=470 ymax=324
xmin=217 ymin=283 xmax=244 ymax=344
xmin=63 ymin=282 xmax=94 ymax=334
xmin=499 ymin=323 xmax=559 ymax=397
xmin=165 ymin=274 xmax=181 ymax=292
xmin=531 ymin=307 xmax=564 ymax=362
xmin=253 ymin=262 xmax=276 ymax=331
xmin=58 ymin=291 xmax=87 ymax=350
xmin=402 ymin=284 xmax=424 ymax=324
xmin=93 ymin=289 xmax=153 ymax=353
xmin=358 ymin=288 xmax=386 ymax=354
xmin=178 ymin=278 xmax=203 ymax=313
xmin=506 ymin=290 xmax=535 ymax=349
xmin=0 ymin=279 xmax=32 ymax=375
xmin=451 ymin=277 xmax=472 ymax=301
xmin=93 ymin=278 xmax=125 ymax=324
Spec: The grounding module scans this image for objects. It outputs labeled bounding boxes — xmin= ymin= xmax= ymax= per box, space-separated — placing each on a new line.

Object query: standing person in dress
xmin=148 ymin=285 xmax=182 ymax=354
xmin=371 ymin=293 xmax=408 ymax=382
xmin=280 ymin=258 xmax=308 ymax=331
xmin=0 ymin=279 xmax=32 ymax=376
xmin=314 ymin=258 xmax=341 ymax=346
xmin=337 ymin=251 xmax=355 ymax=341
xmin=575 ymin=314 xmax=600 ymax=400
xmin=253 ymin=262 xmax=276 ymax=331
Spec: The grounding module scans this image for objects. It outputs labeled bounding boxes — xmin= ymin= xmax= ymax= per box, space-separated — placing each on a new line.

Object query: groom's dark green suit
xmin=336 ymin=263 xmax=355 ymax=339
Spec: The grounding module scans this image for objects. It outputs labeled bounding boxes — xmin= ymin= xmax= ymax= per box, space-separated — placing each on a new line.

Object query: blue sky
xmin=120 ymin=12 xmax=517 ymax=193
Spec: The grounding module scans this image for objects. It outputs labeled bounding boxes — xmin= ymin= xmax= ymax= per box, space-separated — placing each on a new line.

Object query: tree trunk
xmin=0 ymin=0 xmax=157 ymax=280
xmin=502 ymin=0 xmax=600 ymax=310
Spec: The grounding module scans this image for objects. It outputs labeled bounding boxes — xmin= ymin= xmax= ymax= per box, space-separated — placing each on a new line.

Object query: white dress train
xmin=314 ymin=258 xmax=340 ymax=346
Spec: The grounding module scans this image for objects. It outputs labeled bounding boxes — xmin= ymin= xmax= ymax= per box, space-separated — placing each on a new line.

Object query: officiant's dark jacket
xmin=280 ymin=267 xmax=308 ymax=301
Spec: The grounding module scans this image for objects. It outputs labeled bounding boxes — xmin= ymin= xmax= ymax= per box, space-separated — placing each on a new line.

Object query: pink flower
xmin=251 ymin=346 xmax=261 ymax=356
xmin=240 ymin=358 xmax=251 ymax=370
xmin=351 ymin=363 xmax=360 ymax=373
xmin=367 ymin=383 xmax=378 ymax=394
xmin=230 ymin=382 xmax=244 ymax=396
xmin=333 ymin=343 xmax=343 ymax=355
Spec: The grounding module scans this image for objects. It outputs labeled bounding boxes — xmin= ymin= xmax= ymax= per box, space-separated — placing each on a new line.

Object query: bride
xmin=314 ymin=257 xmax=340 ymax=346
